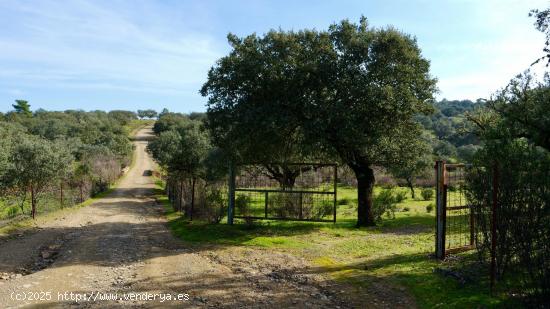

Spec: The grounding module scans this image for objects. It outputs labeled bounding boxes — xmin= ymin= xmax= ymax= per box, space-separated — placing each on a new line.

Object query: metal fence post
xmin=435 ymin=160 xmax=447 ymax=259
xmin=227 ymin=162 xmax=235 ymax=225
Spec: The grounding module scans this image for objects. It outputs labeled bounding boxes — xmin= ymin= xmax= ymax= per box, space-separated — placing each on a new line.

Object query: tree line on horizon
xmin=0 ymin=101 xmax=137 ymax=220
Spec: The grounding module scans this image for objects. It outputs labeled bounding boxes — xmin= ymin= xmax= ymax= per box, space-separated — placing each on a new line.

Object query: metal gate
xmin=435 ymin=161 xmax=474 ymax=259
xmin=227 ymin=163 xmax=337 ymax=224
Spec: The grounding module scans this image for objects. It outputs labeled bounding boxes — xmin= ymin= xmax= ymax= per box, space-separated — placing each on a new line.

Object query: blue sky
xmin=0 ymin=0 xmax=547 ymax=113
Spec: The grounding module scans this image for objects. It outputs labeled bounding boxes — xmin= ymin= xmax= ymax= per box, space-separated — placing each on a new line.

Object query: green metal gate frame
xmin=227 ymin=163 xmax=338 ymax=224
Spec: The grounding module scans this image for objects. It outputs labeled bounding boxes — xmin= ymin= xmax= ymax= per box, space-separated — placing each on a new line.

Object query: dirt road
xmin=0 ymin=127 xmax=353 ymax=308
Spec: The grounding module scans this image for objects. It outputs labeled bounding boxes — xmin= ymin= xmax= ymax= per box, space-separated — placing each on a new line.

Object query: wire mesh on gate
xmin=230 ymin=163 xmax=337 ymax=222
xmin=435 ymin=161 xmax=475 ymax=259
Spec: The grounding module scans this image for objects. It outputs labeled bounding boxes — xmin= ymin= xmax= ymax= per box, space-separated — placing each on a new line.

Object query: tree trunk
xmin=351 ymin=165 xmax=376 ymax=226
xmin=60 ymin=182 xmax=64 ymax=208
xmin=31 ymin=185 xmax=36 ymax=219
xmin=190 ymin=177 xmax=196 ymax=221
xmin=406 ymin=178 xmax=415 ymax=199
xmin=80 ymin=183 xmax=84 ymax=203
xmin=179 ymin=180 xmax=184 ymax=212
xmin=264 ymin=164 xmax=299 ymax=190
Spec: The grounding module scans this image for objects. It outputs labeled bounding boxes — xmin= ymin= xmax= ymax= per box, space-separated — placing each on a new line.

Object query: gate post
xmin=227 ymin=162 xmax=235 ymax=225
xmin=435 ymin=161 xmax=447 ymax=259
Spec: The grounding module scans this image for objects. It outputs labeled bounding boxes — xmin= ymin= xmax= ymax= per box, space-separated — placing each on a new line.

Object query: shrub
xmin=426 ymin=203 xmax=434 ymax=213
xmin=235 ymin=194 xmax=251 ymax=217
xmin=465 ymin=139 xmax=550 ymax=300
xmin=6 ymin=205 xmax=20 ymax=218
xmin=311 ymin=200 xmax=334 ymax=219
xmin=268 ymin=193 xmax=332 ymax=220
xmin=421 ymin=188 xmax=434 ymax=201
xmin=185 ymin=182 xmax=227 ymax=224
xmin=373 ymin=188 xmax=399 ymax=221
xmin=395 ymin=190 xmax=407 ymax=203
xmin=337 ymin=198 xmax=350 ymax=205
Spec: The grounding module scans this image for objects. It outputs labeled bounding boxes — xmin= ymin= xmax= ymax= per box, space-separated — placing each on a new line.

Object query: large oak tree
xmin=202 ymin=18 xmax=437 ymax=226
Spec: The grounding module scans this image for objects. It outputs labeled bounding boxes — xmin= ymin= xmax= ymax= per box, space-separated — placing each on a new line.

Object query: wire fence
xmin=435 ymin=162 xmax=474 ymax=258
xmin=229 ymin=163 xmax=337 ymax=223
xmin=0 ymin=180 xmax=94 ymax=226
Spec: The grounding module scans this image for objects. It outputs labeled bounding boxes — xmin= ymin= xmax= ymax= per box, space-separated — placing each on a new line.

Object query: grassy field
xmin=157 ymin=182 xmax=518 ymax=308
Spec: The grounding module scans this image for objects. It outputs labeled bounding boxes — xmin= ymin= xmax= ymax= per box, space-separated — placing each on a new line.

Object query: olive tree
xmin=202 ymin=18 xmax=437 ymax=226
xmin=148 ymin=120 xmax=212 ymax=216
xmin=389 ymin=137 xmax=433 ymax=199
xmin=6 ymin=137 xmax=73 ymax=218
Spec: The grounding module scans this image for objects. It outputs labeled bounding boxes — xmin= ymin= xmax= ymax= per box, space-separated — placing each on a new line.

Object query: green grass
xmin=156 ymin=180 xmax=515 ymax=308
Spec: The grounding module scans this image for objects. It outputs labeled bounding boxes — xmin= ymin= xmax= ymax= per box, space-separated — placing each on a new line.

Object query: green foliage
xmin=337 ymin=198 xmax=350 ymax=206
xmin=394 ymin=190 xmax=408 ymax=203
xmin=416 ymin=99 xmax=484 ymax=162
xmin=479 ymin=73 xmax=550 ymax=152
xmin=148 ymin=120 xmax=212 ymax=179
xmin=202 ymin=186 xmax=227 ymax=224
xmin=202 ymin=17 xmax=437 ymax=226
xmin=5 ymin=137 xmax=73 ymax=217
xmin=389 ymin=136 xmax=432 ymax=198
xmin=425 ymin=203 xmax=434 ymax=213
xmin=0 ymin=109 xmax=136 ymax=220
xmin=420 ymin=188 xmax=433 ymax=201
xmin=137 ymin=109 xmax=158 ymax=119
xmin=235 ymin=195 xmax=252 ymax=217
xmin=530 ymin=7 xmax=550 ymax=65
xmin=12 ymin=100 xmax=32 ymax=117
xmin=464 ymin=69 xmax=550 ymax=301
xmin=373 ymin=187 xmax=400 ymax=221
xmin=107 ymin=110 xmax=137 ymax=126
xmin=152 ymin=112 xmax=190 ymax=135
xmin=466 ymin=139 xmax=550 ymax=300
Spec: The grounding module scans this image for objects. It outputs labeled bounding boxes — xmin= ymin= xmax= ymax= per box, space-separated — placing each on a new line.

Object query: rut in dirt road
xmin=0 ymin=127 xmax=357 ymax=309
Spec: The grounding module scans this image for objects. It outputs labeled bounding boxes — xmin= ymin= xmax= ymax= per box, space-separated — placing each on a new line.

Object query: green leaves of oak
xmin=201 ymin=18 xmax=437 ymax=226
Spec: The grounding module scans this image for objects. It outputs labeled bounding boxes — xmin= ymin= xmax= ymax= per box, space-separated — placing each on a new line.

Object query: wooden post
xmin=435 ymin=161 xmax=447 ymax=259
xmin=490 ymin=163 xmax=499 ymax=294
xmin=227 ymin=163 xmax=235 ymax=225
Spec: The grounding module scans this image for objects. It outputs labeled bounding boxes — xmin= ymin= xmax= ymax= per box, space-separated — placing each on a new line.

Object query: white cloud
xmin=433 ymin=0 xmax=549 ymax=100
xmin=0 ymin=0 xmax=223 ymax=96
